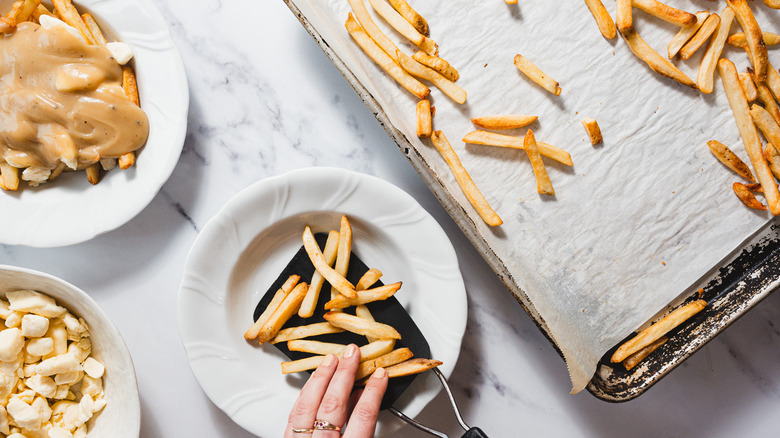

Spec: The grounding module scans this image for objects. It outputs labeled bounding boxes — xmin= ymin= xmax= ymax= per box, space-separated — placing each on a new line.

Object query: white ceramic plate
xmin=0 ymin=265 xmax=140 ymax=437
xmin=0 ymin=0 xmax=188 ymax=248
xmin=178 ymin=167 xmax=467 ymax=437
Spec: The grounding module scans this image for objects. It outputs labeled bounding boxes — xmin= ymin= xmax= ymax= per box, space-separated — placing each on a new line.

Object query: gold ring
xmin=314 ymin=419 xmax=342 ymax=431
xmin=291 ymin=427 xmax=314 ymax=434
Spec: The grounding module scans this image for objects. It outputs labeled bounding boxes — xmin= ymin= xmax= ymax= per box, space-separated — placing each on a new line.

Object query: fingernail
xmin=343 ymin=344 xmax=358 ymax=358
xmin=372 ymin=367 xmax=386 ymax=379
xmin=322 ymin=354 xmax=336 ymax=367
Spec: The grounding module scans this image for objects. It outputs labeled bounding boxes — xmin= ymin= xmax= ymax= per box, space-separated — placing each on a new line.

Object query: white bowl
xmin=0 ymin=265 xmax=140 ymax=437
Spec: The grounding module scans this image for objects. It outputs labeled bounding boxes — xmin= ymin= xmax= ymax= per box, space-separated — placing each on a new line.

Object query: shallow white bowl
xmin=0 ymin=265 xmax=140 ymax=437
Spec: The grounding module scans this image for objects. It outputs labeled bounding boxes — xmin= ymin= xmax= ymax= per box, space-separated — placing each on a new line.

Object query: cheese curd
xmin=0 ymin=291 xmax=105 ymax=437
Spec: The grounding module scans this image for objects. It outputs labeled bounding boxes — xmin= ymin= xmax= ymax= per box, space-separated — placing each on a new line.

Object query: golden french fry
xmin=244 ymin=275 xmax=300 ymax=340
xmin=299 ymin=230 xmax=340 ymax=318
xmin=288 ymin=340 xmax=349 ymax=356
xmin=720 ymin=59 xmax=780 ymax=215
xmin=9 ymin=0 xmax=40 ymax=23
xmin=323 ymin=311 xmax=401 ymax=339
xmin=85 ymin=163 xmax=100 ymax=185
xmin=697 ymin=7 xmax=734 ymax=94
xmin=583 ymin=0 xmax=616 ymax=39
xmin=345 ymin=14 xmax=429 ymax=100
xmin=729 ymin=31 xmax=780 ymax=49
xmin=750 ymin=72 xmax=780 ymax=127
xmin=412 ymin=51 xmax=459 ymax=82
xmin=619 ymin=26 xmax=696 ymax=88
xmin=707 ymin=140 xmax=755 ymax=182
xmin=678 ymin=13 xmax=720 ymax=61
xmin=281 ymin=340 xmax=396 ymax=374
xmin=397 ymin=50 xmax=466 ymax=104
xmin=524 ymin=130 xmax=554 ymax=196
xmin=611 ymin=299 xmax=707 ymax=363
xmin=616 ymin=0 xmax=633 ymax=32
xmin=623 ymin=337 xmax=667 ymax=370
xmin=356 ymin=268 xmax=383 ymax=291
xmin=632 ymin=0 xmax=696 ymax=27
xmin=416 ymin=100 xmax=433 ymax=139
xmin=303 ymin=226 xmax=357 ymax=297
xmin=387 ymin=0 xmax=428 ymax=36
xmin=51 ymin=0 xmax=96 ymax=44
xmin=0 ymin=162 xmax=20 ymax=191
xmin=739 ymin=72 xmax=758 ymax=103
xmin=513 ymin=54 xmax=561 ymax=96
xmin=333 ymin=215 xmax=356 ymax=298
xmin=325 ymin=282 xmax=402 ymax=310
xmin=668 ymin=11 xmax=709 ymax=59
xmin=384 ymin=358 xmax=442 ymax=378
xmin=0 ymin=16 xmax=16 ymax=35
xmin=31 ymin=4 xmax=54 ymax=22
xmin=764 ymin=0 xmax=780 ymax=9
xmin=765 ymin=144 xmax=780 ymax=180
xmin=355 ymin=347 xmax=414 ymax=380
xmin=727 ymin=0 xmax=767 ymax=81
xmin=581 ymin=118 xmax=603 ymax=146
xmin=48 ymin=162 xmax=66 ymax=181
xmin=270 ymin=322 xmax=344 ymax=344
xmin=470 ymin=115 xmax=537 ymax=130
xmin=355 ymin=304 xmax=378 ymax=343
xmin=256 ymin=282 xmax=309 ymax=344
xmin=765 ymin=62 xmax=780 ymax=102
xmin=368 ymin=0 xmax=436 ymax=55
xmin=733 ymin=182 xmax=768 ymax=210
xmin=118 ymin=152 xmax=135 ymax=169
xmin=122 ymin=66 xmax=140 ymax=107
xmin=463 ymin=131 xmax=573 ymax=166
xmin=81 ymin=13 xmax=106 ymax=45
xmin=430 ymin=131 xmax=503 ymax=227
xmin=281 ymin=355 xmax=325 ymax=374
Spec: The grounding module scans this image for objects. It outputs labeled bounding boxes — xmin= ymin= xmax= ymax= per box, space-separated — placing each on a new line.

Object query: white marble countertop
xmin=2 ymin=1 xmax=780 ymax=436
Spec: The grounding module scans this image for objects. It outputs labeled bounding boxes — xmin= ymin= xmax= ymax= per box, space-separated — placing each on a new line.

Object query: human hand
xmin=285 ymin=344 xmax=389 ymax=438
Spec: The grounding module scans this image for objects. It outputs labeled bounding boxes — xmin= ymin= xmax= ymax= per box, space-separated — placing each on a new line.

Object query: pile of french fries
xmin=0 ymin=0 xmax=140 ymax=191
xmin=586 ymin=0 xmax=780 ymax=214
xmin=244 ymin=215 xmax=442 ymax=380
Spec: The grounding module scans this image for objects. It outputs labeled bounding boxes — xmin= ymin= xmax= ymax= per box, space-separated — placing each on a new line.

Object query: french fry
xmin=85 ymin=163 xmax=100 ymax=185
xmin=463 ymin=131 xmax=573 ymax=166
xmin=323 ymin=311 xmax=401 ymax=339
xmin=668 ymin=11 xmax=709 ymax=59
xmin=750 ymin=105 xmax=780 ymax=152
xmin=281 ymin=355 xmax=325 ymax=374
xmin=0 ymin=16 xmax=15 ymax=35
xmin=764 ymin=0 xmax=780 ymax=9
xmin=739 ymin=72 xmax=758 ymax=103
xmin=51 ymin=0 xmax=95 ymax=44
xmin=118 ymin=152 xmax=135 ymax=169
xmin=368 ymin=0 xmax=436 ymax=55
xmin=697 ymin=7 xmax=734 ymax=94
xmin=355 ymin=304 xmax=378 ymax=343
xmin=345 ymin=14 xmax=429 ymax=100
xmin=751 ymin=73 xmax=780 ymax=127
xmin=619 ymin=26 xmax=696 ymax=88
xmin=48 ymin=162 xmax=66 ymax=181
xmin=616 ymin=0 xmax=633 ymax=32
xmin=470 ymin=115 xmax=537 ymax=130
xmin=611 ymin=299 xmax=707 ymax=363
xmin=632 ymin=0 xmax=696 ymax=27
xmin=720 ymin=59 xmax=780 ymax=215
xmin=733 ymin=182 xmax=767 ymax=210
xmin=765 ymin=144 xmax=780 ymax=180
xmin=325 ymin=282 xmax=402 ymax=310
xmin=355 ymin=348 xmax=414 ymax=380
xmin=727 ymin=0 xmax=767 ymax=81
xmin=270 ymin=322 xmax=344 ymax=344
xmin=513 ymin=54 xmax=561 ymax=96
xmin=412 ymin=51 xmax=459 ymax=82
xmin=707 ymin=140 xmax=755 ymax=182
xmin=384 ymin=358 xmax=442 ymax=378
xmin=387 ymin=0 xmax=428 ymax=36
xmin=334 ymin=215 xmax=356 ymax=298
xmin=257 ymin=282 xmax=309 ymax=344
xmin=729 ymin=31 xmax=780 ymax=48
xmin=416 ymin=99 xmax=433 ymax=139
xmin=302 ymin=226 xmax=357 ymax=297
xmin=356 ymin=339 xmax=396 ymax=362
xmin=397 ymin=50 xmax=466 ymax=104
xmin=288 ymin=340 xmax=350 ymax=356
xmin=281 ymin=340 xmax=396 ymax=374
xmin=524 ymin=130 xmax=555 ymax=196
xmin=678 ymin=13 xmax=720 ymax=61
xmin=430 ymin=131 xmax=503 ymax=227
xmin=31 ymin=4 xmax=54 ymax=22
xmin=356 ymin=268 xmax=383 ymax=290
xmin=299 ymin=230 xmax=339 ymax=318
xmin=765 ymin=62 xmax=780 ymax=102
xmin=583 ymin=0 xmax=616 ymax=40
xmin=581 ymin=118 xmax=603 ymax=146
xmin=0 ymin=162 xmax=20 ymax=191
xmin=122 ymin=66 xmax=140 ymax=107
xmin=623 ymin=337 xmax=667 ymax=370
xmin=244 ymin=275 xmax=300 ymax=340
xmin=81 ymin=13 xmax=106 ymax=45
xmin=9 ymin=0 xmax=40 ymax=23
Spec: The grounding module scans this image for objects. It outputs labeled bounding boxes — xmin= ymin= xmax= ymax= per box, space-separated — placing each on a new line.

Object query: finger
xmin=344 ymin=368 xmax=388 ymax=438
xmin=285 ymin=354 xmax=339 ymax=437
xmin=313 ymin=344 xmax=361 ymax=437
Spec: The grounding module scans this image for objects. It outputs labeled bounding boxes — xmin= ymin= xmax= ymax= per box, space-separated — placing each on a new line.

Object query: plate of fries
xmin=177 ymin=167 xmax=467 ymax=437
xmin=0 ymin=0 xmax=188 ymax=247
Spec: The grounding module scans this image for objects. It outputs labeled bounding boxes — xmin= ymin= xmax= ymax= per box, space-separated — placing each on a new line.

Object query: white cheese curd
xmin=0 ymin=329 xmax=25 ymax=362
xmin=21 ymin=315 xmax=50 ymax=338
xmin=105 ymin=41 xmax=134 ymax=65
xmin=6 ymin=291 xmax=66 ymax=319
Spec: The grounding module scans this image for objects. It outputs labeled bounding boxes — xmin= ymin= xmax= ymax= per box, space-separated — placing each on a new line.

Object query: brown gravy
xmin=0 ymin=21 xmax=148 ymax=172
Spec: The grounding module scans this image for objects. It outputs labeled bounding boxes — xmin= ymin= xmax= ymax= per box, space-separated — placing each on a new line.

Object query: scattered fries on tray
xmin=244 ymin=215 xmax=442 ymax=379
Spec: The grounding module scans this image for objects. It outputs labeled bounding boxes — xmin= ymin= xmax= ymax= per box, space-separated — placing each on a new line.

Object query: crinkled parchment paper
xmin=292 ymin=0 xmax=775 ymax=392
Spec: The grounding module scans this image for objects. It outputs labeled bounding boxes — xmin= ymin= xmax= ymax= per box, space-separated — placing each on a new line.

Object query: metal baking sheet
xmin=281 ymin=0 xmax=780 ymax=400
